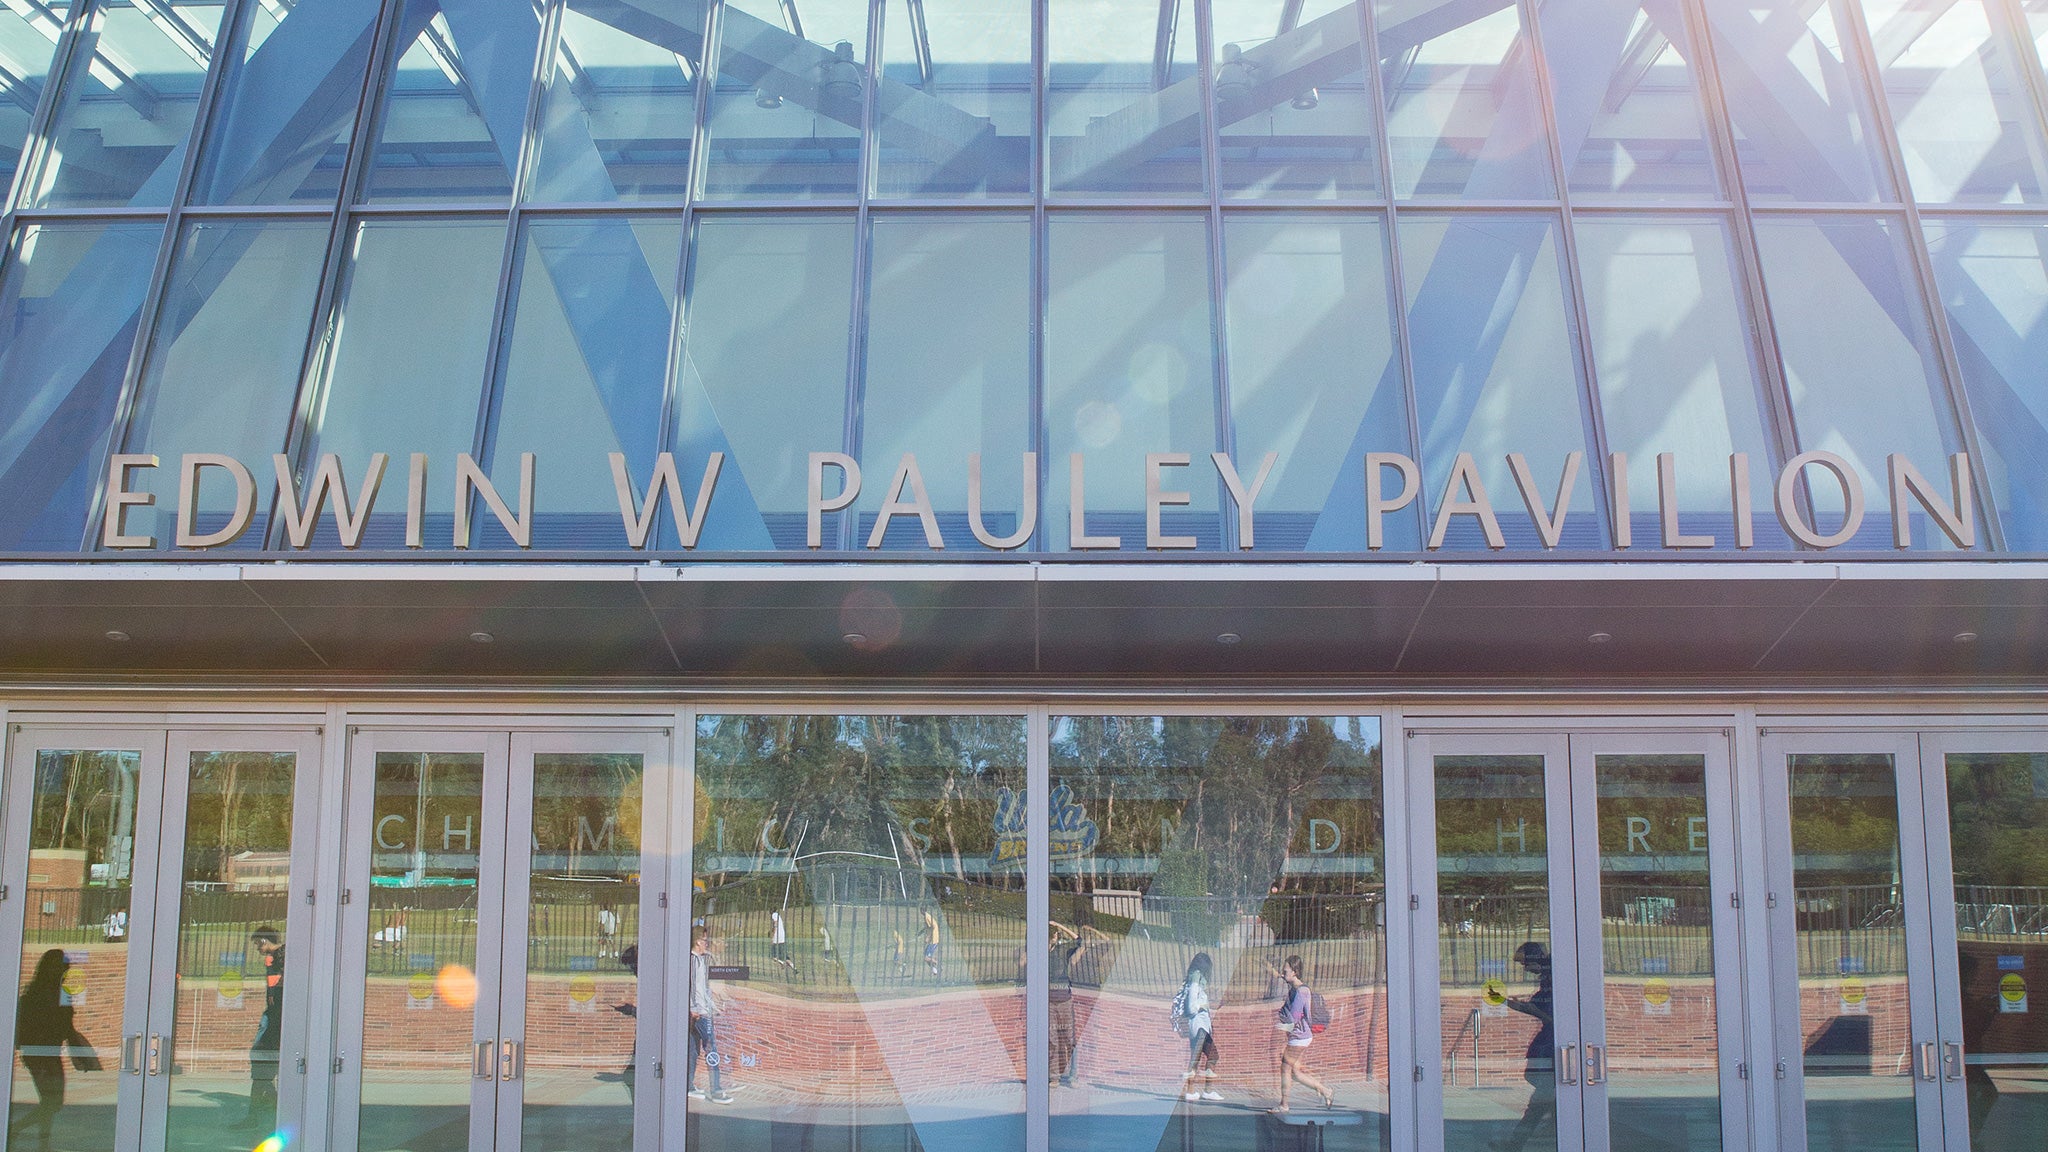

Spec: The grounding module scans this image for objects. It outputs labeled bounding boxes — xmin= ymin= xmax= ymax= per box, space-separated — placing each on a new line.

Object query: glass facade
xmin=0 ymin=0 xmax=2041 ymax=556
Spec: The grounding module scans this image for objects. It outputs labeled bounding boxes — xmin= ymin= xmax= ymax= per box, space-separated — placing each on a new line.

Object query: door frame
xmin=142 ymin=728 xmax=324 ymax=1149
xmin=1563 ymin=729 xmax=1747 ymax=1152
xmin=1755 ymin=728 xmax=1944 ymax=1152
xmin=0 ymin=725 xmax=171 ymax=1151
xmin=327 ymin=728 xmax=511 ymax=1152
xmin=1404 ymin=721 xmax=1752 ymax=1152
xmin=497 ymin=727 xmax=672 ymax=1152
xmin=1913 ymin=727 xmax=2048 ymax=1152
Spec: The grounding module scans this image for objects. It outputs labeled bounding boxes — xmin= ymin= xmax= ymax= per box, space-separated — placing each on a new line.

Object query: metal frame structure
xmin=0 ymin=0 xmax=2038 ymax=558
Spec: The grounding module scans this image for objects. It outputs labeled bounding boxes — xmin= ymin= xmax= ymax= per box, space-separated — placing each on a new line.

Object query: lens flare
xmin=253 ymin=1135 xmax=287 ymax=1152
xmin=437 ymin=963 xmax=479 ymax=1009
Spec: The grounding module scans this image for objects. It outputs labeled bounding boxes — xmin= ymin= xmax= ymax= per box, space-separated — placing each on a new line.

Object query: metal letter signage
xmin=90 ymin=448 xmax=1979 ymax=556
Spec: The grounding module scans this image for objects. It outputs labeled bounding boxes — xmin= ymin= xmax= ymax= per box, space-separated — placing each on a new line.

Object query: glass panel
xmin=162 ymin=751 xmax=298 ymax=1151
xmin=0 ymin=1 xmax=72 ymax=199
xmin=1787 ymin=753 xmax=1915 ymax=1152
xmin=873 ymin=0 xmax=1032 ymax=198
xmin=699 ymin=0 xmax=867 ymax=200
xmin=191 ymin=0 xmax=383 ymax=206
xmin=1591 ymin=753 xmax=1720 ymax=1152
xmin=1209 ymin=0 xmax=1379 ymax=199
xmin=1048 ymin=716 xmax=1388 ymax=1151
xmin=121 ymin=219 xmax=330 ymax=551
xmin=691 ymin=715 xmax=1028 ymax=1148
xmin=673 ymin=215 xmax=853 ymax=550
xmin=358 ymin=0 xmax=540 ymax=203
xmin=1701 ymin=0 xmax=1892 ymax=203
xmin=1045 ymin=0 xmax=1204 ymax=197
xmin=483 ymin=217 xmax=684 ymax=549
xmin=25 ymin=0 xmax=224 ymax=208
xmin=1046 ymin=214 xmax=1220 ymax=551
xmin=1221 ymin=214 xmax=1414 ymax=551
xmin=1434 ymin=753 xmax=1553 ymax=1152
xmin=1575 ymin=215 xmax=1784 ymax=549
xmin=1922 ymin=219 xmax=2048 ymax=551
xmin=857 ymin=215 xmax=1031 ymax=549
xmin=9 ymin=749 xmax=141 ymax=1152
xmin=526 ymin=0 xmax=702 ymax=202
xmin=1863 ymin=0 xmax=2048 ymax=204
xmin=1534 ymin=0 xmax=1720 ymax=200
xmin=1399 ymin=214 xmax=1600 ymax=550
xmin=520 ymin=752 xmax=645 ymax=1147
xmin=301 ymin=218 xmax=506 ymax=549
xmin=1752 ymin=214 xmax=1962 ymax=549
xmin=1945 ymin=752 xmax=2048 ymax=1152
xmin=357 ymin=752 xmax=486 ymax=1152
xmin=1379 ymin=0 xmax=1553 ymax=200
xmin=0 ymin=221 xmax=162 ymax=552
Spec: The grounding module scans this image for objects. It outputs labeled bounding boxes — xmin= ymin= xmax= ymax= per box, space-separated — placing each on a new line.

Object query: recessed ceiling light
xmin=842 ymin=632 xmax=868 ymax=646
xmin=1216 ymin=632 xmax=1242 ymax=645
xmin=103 ymin=630 xmax=130 ymax=642
xmin=1588 ymin=632 xmax=1613 ymax=644
xmin=1954 ymin=631 xmax=1978 ymax=644
xmin=469 ymin=631 xmax=495 ymax=644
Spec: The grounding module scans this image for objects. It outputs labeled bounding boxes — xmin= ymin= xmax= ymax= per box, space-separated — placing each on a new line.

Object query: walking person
xmin=1268 ymin=954 xmax=1332 ymax=1112
xmin=769 ymin=909 xmax=797 ymax=976
xmin=1175 ymin=952 xmax=1222 ymax=1101
xmin=11 ymin=949 xmax=97 ymax=1152
xmin=246 ymin=927 xmax=285 ymax=1129
xmin=922 ymin=909 xmax=940 ymax=977
xmin=1048 ymin=919 xmax=1095 ymax=1087
xmin=686 ymin=927 xmax=735 ymax=1105
xmin=1497 ymin=942 xmax=1556 ymax=1152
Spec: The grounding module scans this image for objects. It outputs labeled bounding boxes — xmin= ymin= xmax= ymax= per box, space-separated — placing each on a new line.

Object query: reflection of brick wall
xmin=1438 ymin=980 xmax=1724 ymax=1083
xmin=358 ymin=975 xmax=639 ymax=1071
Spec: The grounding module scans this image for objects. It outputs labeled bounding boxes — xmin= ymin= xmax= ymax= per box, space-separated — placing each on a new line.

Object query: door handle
xmin=1944 ymin=1041 xmax=1964 ymax=1082
xmin=146 ymin=1033 xmax=163 ymax=1077
xmin=473 ymin=1040 xmax=496 ymax=1080
xmin=1585 ymin=1044 xmax=1606 ymax=1085
xmin=122 ymin=1034 xmax=142 ymax=1075
xmin=1557 ymin=1043 xmax=1578 ymax=1085
xmin=1919 ymin=1041 xmax=1937 ymax=1081
xmin=500 ymin=1039 xmax=522 ymax=1082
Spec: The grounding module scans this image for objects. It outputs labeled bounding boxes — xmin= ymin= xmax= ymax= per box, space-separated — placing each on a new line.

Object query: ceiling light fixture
xmin=842 ymin=632 xmax=868 ymax=646
xmin=469 ymin=631 xmax=495 ymax=644
xmin=1217 ymin=632 xmax=1242 ymax=645
xmin=1954 ymin=631 xmax=1979 ymax=644
xmin=1588 ymin=632 xmax=1613 ymax=644
xmin=104 ymin=630 xmax=130 ymax=642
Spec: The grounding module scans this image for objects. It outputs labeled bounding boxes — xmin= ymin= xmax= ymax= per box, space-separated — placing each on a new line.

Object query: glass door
xmin=0 ymin=726 xmax=322 ymax=1152
xmin=1412 ymin=730 xmax=1744 ymax=1152
xmin=1757 ymin=731 xmax=1945 ymax=1152
xmin=1414 ymin=732 xmax=1584 ymax=1152
xmin=329 ymin=728 xmax=667 ymax=1152
xmin=0 ymin=729 xmax=168 ymax=1152
xmin=1564 ymin=734 xmax=1743 ymax=1152
xmin=1917 ymin=731 xmax=2048 ymax=1152
xmin=145 ymin=731 xmax=323 ymax=1152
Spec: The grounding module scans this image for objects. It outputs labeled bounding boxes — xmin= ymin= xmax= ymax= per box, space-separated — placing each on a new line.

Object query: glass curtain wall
xmin=1046 ymin=715 xmax=1388 ymax=1152
xmin=1 ymin=0 xmax=2046 ymax=557
xmin=690 ymin=714 xmax=1029 ymax=1150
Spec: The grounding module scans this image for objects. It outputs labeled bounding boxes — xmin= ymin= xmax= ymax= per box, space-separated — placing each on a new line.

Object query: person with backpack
xmin=1174 ymin=952 xmax=1222 ymax=1101
xmin=1268 ymin=953 xmax=1334 ymax=1112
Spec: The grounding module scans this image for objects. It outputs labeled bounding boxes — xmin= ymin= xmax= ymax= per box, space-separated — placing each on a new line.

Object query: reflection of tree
xmin=1946 ymin=755 xmax=2048 ymax=889
xmin=184 ymin=752 xmax=295 ymax=883
xmin=1053 ymin=717 xmax=1382 ymax=944
xmin=694 ymin=715 xmax=1026 ymax=882
xmin=31 ymin=753 xmax=138 ymax=881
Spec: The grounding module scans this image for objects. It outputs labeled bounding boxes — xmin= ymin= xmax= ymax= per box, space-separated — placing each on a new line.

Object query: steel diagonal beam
xmin=580 ymin=0 xmax=989 ymax=152
xmin=433 ymin=0 xmax=769 ymax=545
xmin=1061 ymin=0 xmax=1511 ymax=192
